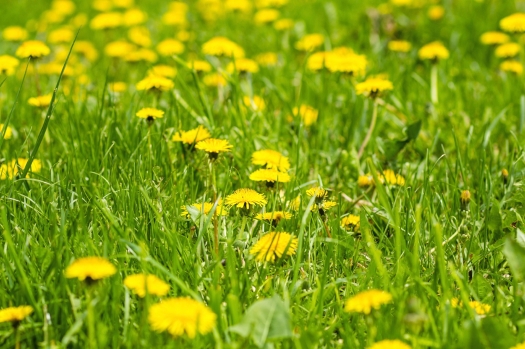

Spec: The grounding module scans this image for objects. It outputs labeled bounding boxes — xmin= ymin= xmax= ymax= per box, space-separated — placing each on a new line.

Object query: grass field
xmin=1 ymin=0 xmax=525 ymax=348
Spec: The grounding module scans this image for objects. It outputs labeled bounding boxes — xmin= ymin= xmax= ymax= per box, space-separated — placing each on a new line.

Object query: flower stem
xmin=431 ymin=63 xmax=438 ymax=104
xmin=14 ymin=326 xmax=20 ymax=349
xmin=211 ymin=162 xmax=219 ymax=257
xmin=357 ymin=99 xmax=379 ymax=160
xmin=86 ymin=287 xmax=96 ymax=349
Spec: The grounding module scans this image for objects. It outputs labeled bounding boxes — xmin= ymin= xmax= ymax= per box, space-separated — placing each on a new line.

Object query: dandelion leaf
xmin=503 ymin=236 xmax=525 ymax=281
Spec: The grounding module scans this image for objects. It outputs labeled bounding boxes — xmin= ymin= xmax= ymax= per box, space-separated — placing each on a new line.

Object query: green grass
xmin=1 ymin=0 xmax=525 ymax=348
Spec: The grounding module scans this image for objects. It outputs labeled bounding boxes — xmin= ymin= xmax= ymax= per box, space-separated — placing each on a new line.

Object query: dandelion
xmin=156 ymin=38 xmax=185 ymax=56
xmin=381 ymin=169 xmax=405 ymax=186
xmin=136 ymin=75 xmax=174 ymax=92
xmin=255 ymin=211 xmax=292 ymax=224
xmin=325 ymin=50 xmax=368 ymax=76
xmin=418 ymin=41 xmax=449 ymax=61
xmin=2 ymin=26 xmax=28 ymax=42
xmin=48 ymin=27 xmax=74 ymax=45
xmin=502 ymin=168 xmax=509 ymax=184
xmin=187 ymin=60 xmax=212 ymax=73
xmin=16 ymin=40 xmax=51 ymax=59
xmin=28 ymin=94 xmax=53 ymax=108
xmin=172 ymin=125 xmax=211 ymax=145
xmin=254 ymin=9 xmax=280 ymax=25
xmin=511 ymin=341 xmax=525 ymax=349
xmin=148 ymin=297 xmax=217 ymax=338
xmin=104 ymin=40 xmax=136 ymax=58
xmin=311 ymin=201 xmax=337 ymax=215
xmin=0 ymin=55 xmax=20 ymax=76
xmin=450 ymin=298 xmax=491 ymax=315
xmin=226 ymin=58 xmax=259 ymax=74
xmin=388 ymin=40 xmax=412 ymax=53
xmin=428 ymin=5 xmax=444 ymax=21
xmin=65 ymin=256 xmax=117 ymax=283
xmin=250 ymin=232 xmax=298 ymax=262
xmin=344 ymin=289 xmax=393 ymax=314
xmin=274 ymin=18 xmax=294 ymax=30
xmin=124 ymin=8 xmax=147 ymax=26
xmin=195 ymin=138 xmax=233 ymax=160
xmin=108 ymin=82 xmax=127 ymax=93
xmin=251 ymin=149 xmax=290 ymax=172
xmin=355 ymin=76 xmax=393 ymax=99
xmin=124 ymin=274 xmax=170 ymax=297
xmin=480 ymin=31 xmax=510 ymax=45
xmin=73 ymin=41 xmax=99 ymax=62
xmin=181 ymin=201 xmax=228 ymax=218
xmin=202 ymin=37 xmax=245 ymax=58
xmin=243 ymin=95 xmax=266 ymax=111
xmin=500 ymin=13 xmax=525 ymax=33
xmin=295 ymin=34 xmax=324 ymax=51
xmin=341 ymin=214 xmax=360 ymax=231
xmin=249 ymin=169 xmax=291 ymax=187
xmin=0 ymin=306 xmax=33 ymax=325
xmin=288 ymin=195 xmax=301 ymax=211
xmin=358 ymin=174 xmax=374 ymax=187
xmin=306 ymin=186 xmax=328 ymax=201
xmin=369 ymin=340 xmax=411 ymax=349
xmin=501 ymin=60 xmax=523 ymax=75
xmin=0 ymin=158 xmax=42 ymax=180
xmin=149 ymin=65 xmax=177 ymax=78
xmin=495 ymin=43 xmax=520 ymax=58
xmin=203 ymin=73 xmax=227 ymax=87
xmin=255 ymin=52 xmax=278 ymax=67
xmin=460 ymin=190 xmax=471 ymax=205
xmin=125 ymin=49 xmax=158 ymax=63
xmin=292 ymin=104 xmax=318 ymax=126
xmin=136 ymin=107 xmax=164 ymax=125
xmin=225 ymin=188 xmax=267 ymax=209
xmin=90 ymin=12 xmax=123 ymax=30
xmin=128 ymin=26 xmax=152 ymax=47
xmin=0 ymin=124 xmax=13 ymax=139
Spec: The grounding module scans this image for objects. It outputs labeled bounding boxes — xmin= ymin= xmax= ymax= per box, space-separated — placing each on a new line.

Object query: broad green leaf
xmin=503 ymin=237 xmax=525 ymax=281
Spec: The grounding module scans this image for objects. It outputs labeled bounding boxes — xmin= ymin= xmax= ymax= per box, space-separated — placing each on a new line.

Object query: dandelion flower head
xmin=251 ymin=149 xmax=290 ymax=172
xmin=495 ymin=42 xmax=520 ymax=58
xmin=250 ymin=232 xmax=298 ymax=262
xmin=368 ymin=339 xmax=411 ymax=349
xmin=295 ymin=34 xmax=324 ymax=51
xmin=28 ymin=94 xmax=53 ymax=108
xmin=344 ymin=289 xmax=393 ymax=314
xmin=388 ymin=40 xmax=412 ymax=53
xmin=16 ymin=40 xmax=51 ymax=59
xmin=136 ymin=75 xmax=174 ymax=91
xmin=136 ymin=107 xmax=164 ymax=120
xmin=172 ymin=125 xmax=211 ymax=145
xmin=249 ymin=169 xmax=291 ymax=183
xmin=256 ymin=211 xmax=292 ymax=222
xmin=0 ymin=306 xmax=33 ymax=324
xmin=501 ymin=60 xmax=523 ymax=75
xmin=202 ymin=37 xmax=245 ymax=58
xmin=3 ymin=26 xmax=28 ymax=42
xmin=480 ymin=31 xmax=510 ymax=45
xmin=65 ymin=256 xmax=117 ymax=281
xmin=124 ymin=273 xmax=170 ymax=297
xmin=0 ymin=55 xmax=20 ymax=76
xmin=148 ymin=297 xmax=217 ymax=338
xmin=500 ymin=13 xmax=525 ymax=33
xmin=292 ymin=104 xmax=318 ymax=126
xmin=355 ymin=77 xmax=394 ymax=98
xmin=418 ymin=41 xmax=449 ymax=61
xmin=195 ymin=138 xmax=233 ymax=154
xmin=227 ymin=58 xmax=259 ymax=73
xmin=341 ymin=214 xmax=360 ymax=230
xmin=225 ymin=188 xmax=267 ymax=209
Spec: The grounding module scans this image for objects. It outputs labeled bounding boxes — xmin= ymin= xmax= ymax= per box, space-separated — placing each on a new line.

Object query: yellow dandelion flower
xmin=468 ymin=301 xmax=491 ymax=315
xmin=203 ymin=73 xmax=227 ymax=87
xmin=149 ymin=65 xmax=177 ymax=78
xmin=344 ymin=289 xmax=393 ymax=314
xmin=0 ymin=55 xmax=20 ymax=76
xmin=225 ymin=0 xmax=252 ymax=13
xmin=325 ymin=51 xmax=368 ymax=76
xmin=136 ymin=108 xmax=164 ymax=122
xmin=306 ymin=51 xmax=331 ymax=71
xmin=250 ymin=232 xmax=298 ymax=262
xmin=65 ymin=256 xmax=117 ymax=282
xmin=274 ymin=18 xmax=294 ymax=31
xmin=187 ymin=60 xmax=212 ymax=73
xmin=480 ymin=31 xmax=510 ymax=45
xmin=125 ymin=49 xmax=158 ymax=63
xmin=113 ymin=0 xmax=134 ymax=9
xmin=28 ymin=94 xmax=53 ymax=108
xmin=292 ymin=104 xmax=318 ymax=126
xmin=73 ymin=41 xmax=99 ymax=62
xmin=495 ymin=42 xmax=520 ymax=58
xmin=124 ymin=273 xmax=170 ymax=297
xmin=128 ymin=26 xmax=151 ymax=47
xmin=255 ymin=52 xmax=278 ymax=66
xmin=500 ymin=13 xmax=525 ymax=33
xmin=108 ymin=82 xmax=127 ymax=93
xmin=0 ymin=306 xmax=33 ymax=324
xmin=136 ymin=75 xmax=174 ymax=92
xmin=306 ymin=186 xmax=328 ymax=200
xmin=16 ymin=40 xmax=51 ymax=59
xmin=48 ymin=27 xmax=74 ymax=45
xmin=382 ymin=169 xmax=405 ymax=186
xmin=501 ymin=60 xmax=523 ymax=75
xmin=511 ymin=341 xmax=525 ymax=349
xmin=460 ymin=190 xmax=471 ymax=204
xmin=254 ymin=9 xmax=280 ymax=25
xmin=225 ymin=188 xmax=267 ymax=209
xmin=104 ymin=40 xmax=136 ymax=58
xmin=358 ymin=174 xmax=374 ymax=187
xmin=1 ymin=158 xmax=42 ymax=180
xmin=311 ymin=200 xmax=337 ymax=214
xmin=202 ymin=37 xmax=245 ymax=58
xmin=341 ymin=214 xmax=360 ymax=230
xmin=90 ymin=12 xmax=123 ymax=30
xmin=181 ymin=201 xmax=228 ymax=218
xmin=0 ymin=124 xmax=13 ymax=140
xmin=418 ymin=41 xmax=449 ymax=61
xmin=195 ymin=138 xmax=233 ymax=157
xmin=369 ymin=339 xmax=411 ymax=349
xmin=502 ymin=168 xmax=509 ymax=180
xmin=428 ymin=5 xmax=444 ymax=21
xmin=295 ymin=34 xmax=324 ymax=51
xmin=356 ymin=77 xmax=394 ymax=98
xmin=251 ymin=149 xmax=290 ymax=172
xmin=124 ymin=8 xmax=147 ymax=26
xmin=227 ymin=58 xmax=259 ymax=73
xmin=172 ymin=125 xmax=211 ymax=145
xmin=288 ymin=195 xmax=301 ymax=211
xmin=243 ymin=95 xmax=266 ymax=111
xmin=156 ymin=38 xmax=185 ymax=56
xmin=148 ymin=297 xmax=216 ymax=338
xmin=255 ymin=211 xmax=292 ymax=222
xmin=2 ymin=26 xmax=28 ymax=42
xmin=388 ymin=40 xmax=412 ymax=53
xmin=249 ymin=169 xmax=291 ymax=184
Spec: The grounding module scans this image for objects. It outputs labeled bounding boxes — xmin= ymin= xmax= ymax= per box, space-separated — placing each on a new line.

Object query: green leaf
xmin=503 ymin=236 xmax=525 ymax=281
xmin=406 ymin=120 xmax=422 ymax=140
xmin=384 ymin=139 xmax=409 ymax=161
xmin=229 ymin=295 xmax=292 ymax=348
xmin=487 ymin=200 xmax=502 ymax=231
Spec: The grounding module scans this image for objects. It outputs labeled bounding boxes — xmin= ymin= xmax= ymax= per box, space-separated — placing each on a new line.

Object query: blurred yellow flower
xmin=254 ymin=9 xmax=280 ymax=24
xmin=124 ymin=274 xmax=170 ymax=297
xmin=369 ymin=340 xmax=411 ymax=349
xmin=255 ymin=52 xmax=278 ymax=66
xmin=16 ymin=40 xmax=51 ymax=59
xmin=0 ymin=124 xmax=13 ymax=139
xmin=136 ymin=75 xmax=174 ymax=92
xmin=251 ymin=149 xmax=290 ymax=172
xmin=0 ymin=306 xmax=33 ymax=324
xmin=65 ymin=256 xmax=117 ymax=282
xmin=28 ymin=94 xmax=53 ymax=108
xmin=128 ymin=26 xmax=151 ymax=47
xmin=225 ymin=188 xmax=267 ymax=209
xmin=187 ymin=60 xmax=212 ymax=72
xmin=341 ymin=214 xmax=360 ymax=230
xmin=157 ymin=38 xmax=185 ymax=56
xmin=388 ymin=40 xmax=412 ymax=52
xmin=148 ymin=297 xmax=216 ymax=338
xmin=292 ymin=104 xmax=318 ymax=126
xmin=227 ymin=58 xmax=259 ymax=73
xmin=344 ymin=289 xmax=393 ymax=314
xmin=243 ymin=95 xmax=266 ymax=111
xmin=172 ymin=125 xmax=211 ymax=145
xmin=203 ymin=73 xmax=227 ymax=87
xmin=356 ymin=77 xmax=393 ymax=98
xmin=480 ymin=31 xmax=510 ymax=45
xmin=3 ymin=26 xmax=28 ymax=42
xmin=500 ymin=60 xmax=523 ymax=75
xmin=149 ymin=65 xmax=177 ymax=78
xmin=249 ymin=169 xmax=291 ymax=184
xmin=136 ymin=107 xmax=164 ymax=121
xmin=0 ymin=55 xmax=20 ymax=76
xmin=181 ymin=201 xmax=228 ymax=218
xmin=295 ymin=34 xmax=324 ymax=51
xmin=418 ymin=41 xmax=449 ymax=61
xmin=124 ymin=8 xmax=147 ymax=26
xmin=48 ymin=27 xmax=74 ymax=44
xmin=74 ymin=41 xmax=99 ymax=62
xmin=125 ymin=49 xmax=158 ymax=63
xmin=500 ymin=13 xmax=525 ymax=33
xmin=274 ymin=18 xmax=294 ymax=30
xmin=90 ymin=12 xmax=123 ymax=30
xmin=428 ymin=5 xmax=444 ymax=20
xmin=256 ymin=211 xmax=292 ymax=222
xmin=202 ymin=37 xmax=245 ymax=58
xmin=495 ymin=42 xmax=520 ymax=58
xmin=104 ymin=41 xmax=136 ymax=58
xmin=108 ymin=82 xmax=127 ymax=93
